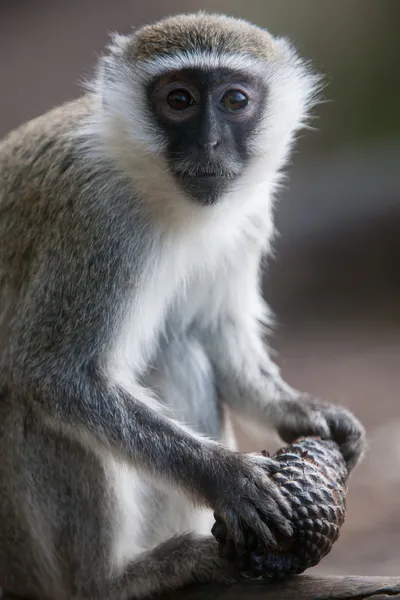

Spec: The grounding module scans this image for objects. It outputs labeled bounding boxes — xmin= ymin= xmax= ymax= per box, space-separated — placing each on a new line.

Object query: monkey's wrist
xmin=195 ymin=446 xmax=248 ymax=508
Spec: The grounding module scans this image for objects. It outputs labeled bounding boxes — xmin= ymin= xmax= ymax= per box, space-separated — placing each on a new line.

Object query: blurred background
xmin=1 ymin=0 xmax=400 ymax=578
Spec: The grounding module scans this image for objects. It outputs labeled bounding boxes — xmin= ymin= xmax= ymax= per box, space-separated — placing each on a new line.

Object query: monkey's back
xmin=0 ymin=103 xmax=118 ymax=593
xmin=0 ymin=96 xmax=93 ymax=291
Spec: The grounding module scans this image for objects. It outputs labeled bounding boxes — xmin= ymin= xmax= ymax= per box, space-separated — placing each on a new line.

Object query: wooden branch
xmin=159 ymin=575 xmax=400 ymax=600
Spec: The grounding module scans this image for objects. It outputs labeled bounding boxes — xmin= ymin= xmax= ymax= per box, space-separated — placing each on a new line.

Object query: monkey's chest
xmin=142 ymin=331 xmax=222 ymax=440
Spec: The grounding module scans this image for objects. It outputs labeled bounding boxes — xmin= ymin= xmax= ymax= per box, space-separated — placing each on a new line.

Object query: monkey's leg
xmin=80 ymin=534 xmax=236 ymax=600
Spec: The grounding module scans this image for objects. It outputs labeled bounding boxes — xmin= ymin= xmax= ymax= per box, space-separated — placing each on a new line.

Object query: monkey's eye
xmin=167 ymin=89 xmax=194 ymax=111
xmin=221 ymin=89 xmax=249 ymax=112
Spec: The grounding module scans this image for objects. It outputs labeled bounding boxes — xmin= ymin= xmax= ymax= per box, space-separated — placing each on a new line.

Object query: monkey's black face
xmin=147 ymin=68 xmax=267 ymax=204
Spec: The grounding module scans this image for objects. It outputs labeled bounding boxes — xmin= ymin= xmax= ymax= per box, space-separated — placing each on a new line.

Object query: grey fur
xmin=0 ymin=13 xmax=365 ymax=600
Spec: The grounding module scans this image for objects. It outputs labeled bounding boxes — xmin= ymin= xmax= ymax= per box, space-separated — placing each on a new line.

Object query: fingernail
xmin=281 ymin=522 xmax=293 ymax=537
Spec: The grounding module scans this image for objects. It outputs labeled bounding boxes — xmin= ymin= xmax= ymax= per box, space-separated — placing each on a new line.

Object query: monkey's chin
xmin=177 ymin=174 xmax=234 ymax=206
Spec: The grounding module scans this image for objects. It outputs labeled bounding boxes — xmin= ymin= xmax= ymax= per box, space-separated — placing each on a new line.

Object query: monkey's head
xmin=92 ymin=13 xmax=321 ymax=206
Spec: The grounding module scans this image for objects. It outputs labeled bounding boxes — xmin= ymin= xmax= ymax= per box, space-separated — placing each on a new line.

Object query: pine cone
xmin=211 ymin=437 xmax=348 ymax=580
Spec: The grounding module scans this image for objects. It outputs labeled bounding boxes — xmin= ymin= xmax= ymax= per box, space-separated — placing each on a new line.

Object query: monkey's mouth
xmin=174 ymin=169 xmax=235 ymax=182
xmin=176 ymin=169 xmax=218 ymax=177
xmin=172 ymin=158 xmax=240 ymax=182
xmin=194 ymin=172 xmax=218 ymax=178
xmin=187 ymin=173 xmax=223 ymax=183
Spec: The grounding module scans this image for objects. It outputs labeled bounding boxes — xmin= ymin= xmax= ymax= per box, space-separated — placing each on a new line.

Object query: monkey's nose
xmin=197 ymin=138 xmax=220 ymax=149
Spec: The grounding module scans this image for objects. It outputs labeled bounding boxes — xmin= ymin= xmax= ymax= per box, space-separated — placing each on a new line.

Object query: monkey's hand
xmin=274 ymin=396 xmax=366 ymax=473
xmin=208 ymin=450 xmax=293 ymax=553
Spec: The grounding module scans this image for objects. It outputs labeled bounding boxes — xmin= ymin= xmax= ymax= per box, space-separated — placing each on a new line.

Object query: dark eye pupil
xmin=167 ymin=89 xmax=193 ymax=111
xmin=222 ymin=90 xmax=248 ymax=111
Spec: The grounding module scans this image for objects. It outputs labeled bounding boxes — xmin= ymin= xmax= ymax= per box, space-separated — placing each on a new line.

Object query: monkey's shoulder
xmin=0 ymin=95 xmax=125 ymax=284
xmin=0 ymin=96 xmax=93 ymax=203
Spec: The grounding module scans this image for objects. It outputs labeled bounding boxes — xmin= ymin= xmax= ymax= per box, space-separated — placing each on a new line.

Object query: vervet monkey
xmin=0 ymin=12 xmax=365 ymax=600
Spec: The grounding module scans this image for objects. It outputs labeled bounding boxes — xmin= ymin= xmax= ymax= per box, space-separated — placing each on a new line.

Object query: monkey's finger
xmin=251 ymin=455 xmax=282 ymax=475
xmin=325 ymin=408 xmax=365 ymax=445
xmin=255 ymin=495 xmax=293 ymax=539
xmin=278 ymin=397 xmax=332 ymax=442
xmin=312 ymin=403 xmax=366 ymax=470
xmin=336 ymin=430 xmax=366 ymax=473
xmin=211 ymin=520 xmax=228 ymax=545
xmin=221 ymin=510 xmax=246 ymax=549
xmin=220 ymin=537 xmax=236 ymax=560
xmin=240 ymin=505 xmax=279 ymax=549
xmin=256 ymin=478 xmax=293 ymax=521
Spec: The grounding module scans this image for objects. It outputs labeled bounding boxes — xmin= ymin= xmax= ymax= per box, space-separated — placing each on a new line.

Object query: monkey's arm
xmin=199 ymin=253 xmax=365 ymax=471
xmin=11 ymin=307 xmax=293 ymax=550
